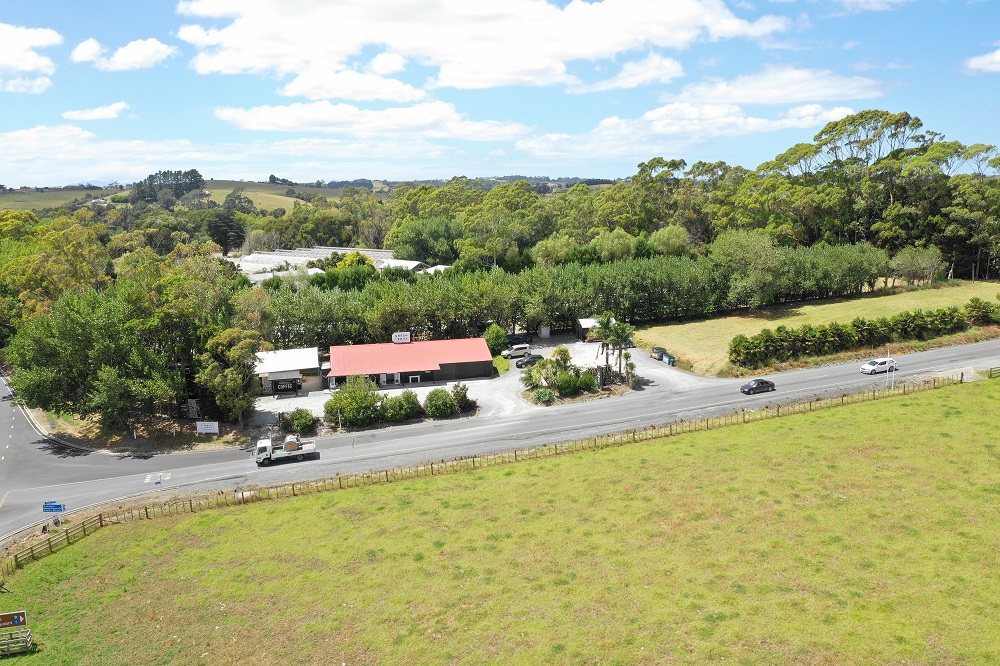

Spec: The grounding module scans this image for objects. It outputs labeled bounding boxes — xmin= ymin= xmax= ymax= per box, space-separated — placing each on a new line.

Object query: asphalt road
xmin=2 ymin=339 xmax=998 ymax=539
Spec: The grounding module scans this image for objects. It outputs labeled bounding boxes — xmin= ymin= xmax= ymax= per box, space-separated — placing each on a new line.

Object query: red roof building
xmin=328 ymin=338 xmax=493 ymax=386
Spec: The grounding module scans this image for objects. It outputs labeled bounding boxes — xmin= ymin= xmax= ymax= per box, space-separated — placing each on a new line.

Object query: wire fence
xmin=0 ymin=372 xmax=972 ymax=583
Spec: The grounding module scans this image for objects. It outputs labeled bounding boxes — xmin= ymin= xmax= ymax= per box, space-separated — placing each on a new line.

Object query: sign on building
xmin=196 ymin=421 xmax=220 ymax=434
xmin=391 ymin=331 xmax=411 ymax=344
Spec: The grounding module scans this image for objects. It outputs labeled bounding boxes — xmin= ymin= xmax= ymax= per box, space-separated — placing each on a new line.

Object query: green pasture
xmin=202 ymin=179 xmax=336 ymax=211
xmin=8 ymin=380 xmax=1000 ymax=665
xmin=638 ymin=280 xmax=1000 ymax=376
xmin=0 ymin=187 xmax=121 ymax=211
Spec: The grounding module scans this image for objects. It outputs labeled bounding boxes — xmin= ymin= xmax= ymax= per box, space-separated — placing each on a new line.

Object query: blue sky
xmin=0 ymin=0 xmax=998 ymax=186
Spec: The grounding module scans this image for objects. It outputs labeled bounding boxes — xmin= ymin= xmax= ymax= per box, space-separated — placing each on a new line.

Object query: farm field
xmin=7 ymin=380 xmax=1000 ymax=665
xmin=0 ymin=187 xmax=122 ymax=210
xmin=0 ymin=180 xmax=340 ymax=212
xmin=637 ymin=280 xmax=1000 ymax=376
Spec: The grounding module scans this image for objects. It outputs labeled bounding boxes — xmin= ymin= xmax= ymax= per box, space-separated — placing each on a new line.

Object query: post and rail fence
xmin=0 ymin=372 xmax=978 ymax=584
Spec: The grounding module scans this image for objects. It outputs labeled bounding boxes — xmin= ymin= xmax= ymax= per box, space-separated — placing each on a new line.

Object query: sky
xmin=0 ymin=0 xmax=998 ymax=187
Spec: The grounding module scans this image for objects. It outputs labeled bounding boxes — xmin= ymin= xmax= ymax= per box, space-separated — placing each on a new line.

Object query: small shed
xmin=576 ymin=316 xmax=615 ymax=342
xmin=255 ymin=347 xmax=321 ymax=395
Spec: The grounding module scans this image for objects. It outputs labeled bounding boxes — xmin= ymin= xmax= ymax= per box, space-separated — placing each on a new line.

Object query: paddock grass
xmin=0 ymin=187 xmax=122 ymax=210
xmin=8 ymin=380 xmax=1000 ymax=665
xmin=637 ymin=280 xmax=1000 ymax=376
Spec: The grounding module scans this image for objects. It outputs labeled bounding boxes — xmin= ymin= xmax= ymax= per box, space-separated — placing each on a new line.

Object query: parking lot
xmin=251 ymin=334 xmax=715 ymax=426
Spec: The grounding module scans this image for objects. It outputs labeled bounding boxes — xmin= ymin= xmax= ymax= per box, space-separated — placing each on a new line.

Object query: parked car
xmin=506 ymin=333 xmax=530 ymax=346
xmin=740 ymin=378 xmax=775 ymax=394
xmin=650 ymin=346 xmax=666 ymax=360
xmin=515 ymin=354 xmax=544 ymax=368
xmin=502 ymin=343 xmax=531 ymax=359
xmin=860 ymin=357 xmax=896 ymax=374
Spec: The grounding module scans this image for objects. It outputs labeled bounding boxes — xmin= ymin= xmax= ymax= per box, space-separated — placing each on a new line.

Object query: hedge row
xmin=728 ymin=298 xmax=999 ymax=369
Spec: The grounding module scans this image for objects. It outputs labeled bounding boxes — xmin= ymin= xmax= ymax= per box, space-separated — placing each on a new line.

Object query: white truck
xmin=255 ymin=434 xmax=317 ymax=466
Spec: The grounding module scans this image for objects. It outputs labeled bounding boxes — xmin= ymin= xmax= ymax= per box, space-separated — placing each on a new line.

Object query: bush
xmin=484 ymin=323 xmax=508 ymax=356
xmin=555 ymin=371 xmax=580 ymax=397
xmin=451 ymin=382 xmax=477 ymax=412
xmin=382 ymin=390 xmax=423 ymax=422
xmin=578 ymin=370 xmax=597 ymax=392
xmin=288 ymin=408 xmax=316 ymax=435
xmin=424 ymin=388 xmax=458 ymax=418
xmin=324 ymin=375 xmax=382 ymax=427
xmin=533 ymin=388 xmax=555 ymax=405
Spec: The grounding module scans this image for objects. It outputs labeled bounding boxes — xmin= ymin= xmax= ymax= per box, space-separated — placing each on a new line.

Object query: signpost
xmin=42 ymin=501 xmax=65 ymax=513
xmin=144 ymin=472 xmax=171 ymax=492
xmin=0 ymin=611 xmax=27 ymax=630
xmin=0 ymin=610 xmax=31 ymax=656
xmin=196 ymin=421 xmax=219 ymax=434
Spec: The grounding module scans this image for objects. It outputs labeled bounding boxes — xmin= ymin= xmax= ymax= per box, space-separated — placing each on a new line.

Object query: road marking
xmin=0 ymin=491 xmax=8 ymax=511
xmin=145 ymin=473 xmax=171 ymax=483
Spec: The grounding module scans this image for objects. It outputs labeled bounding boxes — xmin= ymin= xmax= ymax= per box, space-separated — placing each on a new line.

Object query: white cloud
xmin=71 ymin=37 xmax=177 ymax=71
xmin=516 ymin=102 xmax=852 ymax=159
xmin=671 ymin=65 xmax=884 ymax=104
xmin=369 ymin=52 xmax=406 ymax=76
xmin=0 ymin=22 xmax=62 ymax=75
xmin=176 ymin=0 xmax=789 ymax=92
xmin=570 ymin=53 xmax=684 ymax=93
xmin=279 ymin=70 xmax=425 ymax=102
xmin=0 ymin=124 xmax=459 ymax=185
xmin=62 ymin=101 xmax=130 ymax=121
xmin=0 ymin=77 xmax=52 ymax=94
xmin=966 ymin=48 xmax=1000 ymax=73
xmin=835 ymin=0 xmax=910 ymax=11
xmin=215 ymin=100 xmax=527 ymax=140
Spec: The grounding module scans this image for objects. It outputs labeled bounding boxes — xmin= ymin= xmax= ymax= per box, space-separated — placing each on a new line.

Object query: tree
xmin=223 ymin=188 xmax=257 ymax=215
xmin=323 ymin=375 xmax=382 ymax=427
xmin=388 ymin=216 xmax=465 ymax=264
xmin=483 ymin=323 xmax=507 ymax=355
xmin=890 ymin=245 xmax=943 ymax=284
xmin=424 ymin=387 xmax=458 ymax=417
xmin=196 ymin=328 xmax=270 ymax=427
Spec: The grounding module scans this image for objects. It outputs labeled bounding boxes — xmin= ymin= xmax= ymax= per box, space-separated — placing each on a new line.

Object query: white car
xmin=501 ymin=343 xmax=531 ymax=359
xmin=860 ymin=357 xmax=896 ymax=374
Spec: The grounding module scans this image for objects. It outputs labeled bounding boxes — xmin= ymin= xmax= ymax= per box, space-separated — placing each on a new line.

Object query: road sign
xmin=144 ymin=472 xmax=171 ymax=485
xmin=196 ymin=421 xmax=219 ymax=434
xmin=42 ymin=503 xmax=65 ymax=513
xmin=0 ymin=611 xmax=27 ymax=629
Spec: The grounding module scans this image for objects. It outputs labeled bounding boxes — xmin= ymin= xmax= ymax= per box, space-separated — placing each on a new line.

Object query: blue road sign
xmin=43 ymin=500 xmax=58 ymax=506
xmin=42 ymin=504 xmax=65 ymax=512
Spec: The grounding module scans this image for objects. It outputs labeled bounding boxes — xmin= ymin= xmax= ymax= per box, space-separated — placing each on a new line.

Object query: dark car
xmin=740 ymin=378 xmax=775 ymax=394
xmin=515 ymin=354 xmax=544 ymax=368
xmin=506 ymin=333 xmax=530 ymax=346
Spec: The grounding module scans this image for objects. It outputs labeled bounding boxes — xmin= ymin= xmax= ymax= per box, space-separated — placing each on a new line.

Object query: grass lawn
xmin=637 ymin=281 xmax=1000 ymax=376
xmin=7 ymin=380 xmax=1000 ymax=665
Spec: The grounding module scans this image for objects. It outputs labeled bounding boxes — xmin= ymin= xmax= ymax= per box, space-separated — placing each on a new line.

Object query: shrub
xmin=451 ymin=382 xmax=477 ymax=412
xmin=382 ymin=390 xmax=423 ymax=422
xmin=578 ymin=370 xmax=597 ymax=392
xmin=484 ymin=323 xmax=508 ymax=356
xmin=288 ymin=408 xmax=316 ymax=435
xmin=555 ymin=371 xmax=580 ymax=397
xmin=964 ymin=297 xmax=996 ymax=326
xmin=324 ymin=375 xmax=382 ymax=427
xmin=533 ymin=388 xmax=555 ymax=405
xmin=424 ymin=388 xmax=458 ymax=418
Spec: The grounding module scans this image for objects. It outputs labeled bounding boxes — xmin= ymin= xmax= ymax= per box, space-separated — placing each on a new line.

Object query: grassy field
xmin=0 ymin=187 xmax=123 ymax=211
xmin=7 ymin=380 xmax=1000 ymax=665
xmin=637 ymin=281 xmax=1000 ymax=376
xmin=0 ymin=180 xmax=338 ymax=212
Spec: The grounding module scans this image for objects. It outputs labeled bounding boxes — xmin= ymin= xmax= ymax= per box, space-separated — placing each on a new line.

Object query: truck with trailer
xmin=254 ymin=434 xmax=317 ymax=466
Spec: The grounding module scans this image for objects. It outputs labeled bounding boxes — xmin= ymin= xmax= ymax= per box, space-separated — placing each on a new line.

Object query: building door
xmin=409 ymin=375 xmax=420 ymax=384
xmin=393 ymin=372 xmax=400 ymax=384
xmin=379 ymin=373 xmax=387 ymax=385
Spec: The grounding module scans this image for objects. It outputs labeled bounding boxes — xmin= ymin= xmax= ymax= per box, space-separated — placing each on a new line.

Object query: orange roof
xmin=328 ymin=338 xmax=492 ymax=376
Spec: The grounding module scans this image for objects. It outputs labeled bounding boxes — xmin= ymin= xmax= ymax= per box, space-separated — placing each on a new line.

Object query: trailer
xmin=255 ymin=434 xmax=317 ymax=466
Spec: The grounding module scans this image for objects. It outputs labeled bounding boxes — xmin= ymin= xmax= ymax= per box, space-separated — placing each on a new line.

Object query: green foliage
xmin=196 ymin=328 xmax=270 ymax=426
xmin=555 ymin=371 xmax=580 ymax=397
xmin=387 ymin=215 xmax=465 ymax=264
xmin=450 ymin=382 xmax=477 ymax=412
xmin=533 ymin=388 xmax=555 ymax=404
xmin=324 ymin=375 xmax=382 ymax=427
xmin=288 ymin=408 xmax=316 ymax=435
xmin=381 ymin=390 xmax=423 ymax=422
xmin=577 ymin=370 xmax=598 ymax=392
xmin=964 ymin=297 xmax=998 ymax=325
xmin=729 ymin=303 xmax=974 ymax=368
xmin=484 ymin=323 xmax=508 ymax=355
xmin=424 ymin=387 xmax=458 ymax=418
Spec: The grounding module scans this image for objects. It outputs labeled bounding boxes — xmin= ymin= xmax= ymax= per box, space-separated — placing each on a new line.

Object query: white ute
xmin=255 ymin=434 xmax=317 ymax=466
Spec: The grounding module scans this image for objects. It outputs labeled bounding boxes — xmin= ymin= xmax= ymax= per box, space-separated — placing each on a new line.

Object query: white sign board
xmin=391 ymin=331 xmax=411 ymax=344
xmin=196 ymin=421 xmax=220 ymax=434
